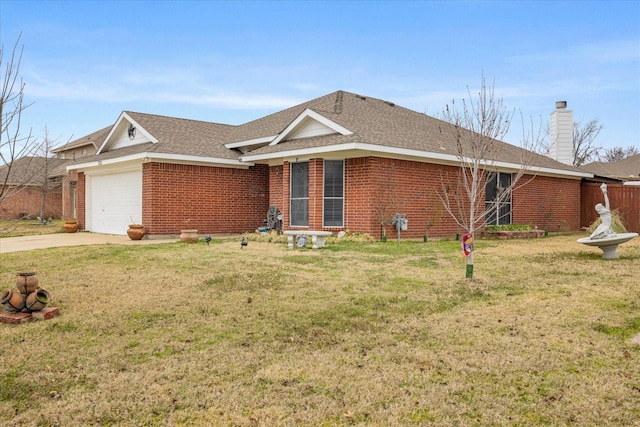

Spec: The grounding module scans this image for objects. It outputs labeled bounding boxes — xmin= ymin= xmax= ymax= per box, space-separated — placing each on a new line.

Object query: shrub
xmin=486 ymin=224 xmax=532 ymax=232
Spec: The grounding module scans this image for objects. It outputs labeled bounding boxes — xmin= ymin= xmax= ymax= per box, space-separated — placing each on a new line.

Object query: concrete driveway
xmin=0 ymin=232 xmax=175 ymax=254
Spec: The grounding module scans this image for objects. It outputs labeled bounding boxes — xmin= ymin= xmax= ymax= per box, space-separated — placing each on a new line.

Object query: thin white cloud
xmin=509 ymin=40 xmax=640 ymax=65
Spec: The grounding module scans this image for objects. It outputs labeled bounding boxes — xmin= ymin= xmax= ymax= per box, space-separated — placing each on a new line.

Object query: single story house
xmin=68 ymin=90 xmax=592 ymax=239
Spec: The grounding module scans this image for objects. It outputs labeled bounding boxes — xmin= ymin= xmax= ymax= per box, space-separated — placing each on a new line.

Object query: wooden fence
xmin=581 ymin=182 xmax=639 ymax=233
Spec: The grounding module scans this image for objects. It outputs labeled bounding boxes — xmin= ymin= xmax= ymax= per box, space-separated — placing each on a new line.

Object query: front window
xmin=485 ymin=172 xmax=512 ymax=225
xmin=323 ymin=160 xmax=344 ymax=227
xmin=290 ymin=162 xmax=309 ymax=226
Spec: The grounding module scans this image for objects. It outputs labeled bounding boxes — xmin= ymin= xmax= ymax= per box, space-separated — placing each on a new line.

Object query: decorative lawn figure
xmin=577 ymin=183 xmax=638 ymax=259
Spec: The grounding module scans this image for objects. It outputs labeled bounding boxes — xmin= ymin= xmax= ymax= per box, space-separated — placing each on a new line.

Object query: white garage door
xmin=90 ymin=170 xmax=142 ymax=235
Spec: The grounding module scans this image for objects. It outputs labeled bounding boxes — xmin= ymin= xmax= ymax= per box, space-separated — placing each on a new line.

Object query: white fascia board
xmin=225 ymin=135 xmax=277 ymax=149
xmin=97 ymin=112 xmax=158 ymax=154
xmin=143 ymin=152 xmax=254 ymax=168
xmin=241 ymin=141 xmax=593 ymax=179
xmin=269 ymin=109 xmax=353 ymax=146
xmin=66 ymin=153 xmax=145 ymax=172
xmin=67 ymin=152 xmax=253 ymax=173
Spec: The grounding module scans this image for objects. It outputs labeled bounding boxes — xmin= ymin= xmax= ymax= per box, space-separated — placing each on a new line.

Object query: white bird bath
xmin=577 ymin=233 xmax=639 ymax=259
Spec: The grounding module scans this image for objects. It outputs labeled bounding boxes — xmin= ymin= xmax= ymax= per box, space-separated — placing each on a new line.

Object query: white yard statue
xmin=589 ymin=183 xmax=615 ymax=239
xmin=577 ymin=183 xmax=638 ymax=259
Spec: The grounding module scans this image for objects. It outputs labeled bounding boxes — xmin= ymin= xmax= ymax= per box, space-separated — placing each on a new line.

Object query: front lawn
xmin=1 ymin=235 xmax=638 ymax=425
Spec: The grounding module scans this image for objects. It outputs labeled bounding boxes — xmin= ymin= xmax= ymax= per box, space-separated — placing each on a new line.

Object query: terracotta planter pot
xmin=1 ymin=289 xmax=26 ymax=313
xmin=180 ymin=229 xmax=199 ymax=243
xmin=127 ymin=225 xmax=146 ymax=240
xmin=16 ymin=271 xmax=39 ymax=294
xmin=63 ymin=221 xmax=79 ymax=233
xmin=25 ymin=289 xmax=51 ymax=312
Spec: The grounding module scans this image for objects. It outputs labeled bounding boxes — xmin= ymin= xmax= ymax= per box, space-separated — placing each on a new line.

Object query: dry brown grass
xmin=0 ymin=233 xmax=639 ymax=426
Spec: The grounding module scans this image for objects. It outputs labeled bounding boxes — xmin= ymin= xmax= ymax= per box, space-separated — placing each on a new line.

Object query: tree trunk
xmin=39 ymin=191 xmax=47 ymax=223
xmin=465 ymin=251 xmax=474 ymax=279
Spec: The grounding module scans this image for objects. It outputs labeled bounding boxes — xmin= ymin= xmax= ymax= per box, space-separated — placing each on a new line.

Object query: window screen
xmin=324 ymin=160 xmax=344 ymax=227
xmin=290 ymin=162 xmax=309 ymax=226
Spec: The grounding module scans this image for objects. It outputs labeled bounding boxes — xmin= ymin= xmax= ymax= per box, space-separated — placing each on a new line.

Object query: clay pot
xmin=1 ymin=289 xmax=26 ymax=313
xmin=180 ymin=229 xmax=199 ymax=243
xmin=16 ymin=271 xmax=39 ymax=294
xmin=127 ymin=224 xmax=146 ymax=240
xmin=63 ymin=220 xmax=79 ymax=233
xmin=25 ymin=289 xmax=51 ymax=312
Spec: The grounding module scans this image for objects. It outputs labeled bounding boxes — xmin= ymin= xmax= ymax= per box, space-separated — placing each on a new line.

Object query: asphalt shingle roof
xmin=0 ymin=156 xmax=70 ymax=184
xmin=581 ymin=154 xmax=640 ymax=180
xmin=72 ymin=90 xmax=587 ymax=175
xmin=236 ymin=91 xmax=581 ymax=173
xmin=52 ymin=126 xmax=111 ymax=152
xmin=124 ymin=112 xmax=239 ymax=159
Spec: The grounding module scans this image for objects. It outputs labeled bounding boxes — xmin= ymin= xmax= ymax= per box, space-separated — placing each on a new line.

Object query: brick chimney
xmin=549 ymin=101 xmax=574 ymax=165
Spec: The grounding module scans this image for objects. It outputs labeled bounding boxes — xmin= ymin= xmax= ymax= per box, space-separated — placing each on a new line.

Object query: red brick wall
xmin=272 ymin=157 xmax=464 ymax=238
xmin=280 ymin=161 xmax=291 ymax=227
xmin=75 ymin=159 xmax=582 ymax=239
xmin=309 ymin=159 xmax=324 ymax=229
xmin=268 ymin=165 xmax=284 ymax=218
xmin=269 ymin=157 xmax=582 ymax=239
xmin=142 ymin=162 xmax=269 ymax=235
xmin=0 ymin=185 xmax=62 ymax=220
xmin=512 ymin=174 xmax=581 ymax=232
xmin=77 ymin=173 xmax=86 ymax=230
xmin=353 ymin=157 xmax=464 ymax=239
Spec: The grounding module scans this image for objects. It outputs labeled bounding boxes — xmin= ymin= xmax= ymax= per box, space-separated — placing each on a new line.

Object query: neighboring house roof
xmin=0 ymin=156 xmax=69 ymax=185
xmin=69 ymin=90 xmax=591 ymax=179
xmin=581 ymin=154 xmax=640 ymax=181
xmin=51 ymin=125 xmax=110 ymax=154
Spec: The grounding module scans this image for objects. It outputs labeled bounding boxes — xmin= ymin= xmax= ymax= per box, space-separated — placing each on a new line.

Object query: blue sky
xmin=1 ymin=0 xmax=638 ymax=151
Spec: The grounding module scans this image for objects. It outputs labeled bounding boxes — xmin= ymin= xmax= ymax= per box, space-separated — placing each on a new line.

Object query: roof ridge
xmin=124 ymin=111 xmax=236 ymax=127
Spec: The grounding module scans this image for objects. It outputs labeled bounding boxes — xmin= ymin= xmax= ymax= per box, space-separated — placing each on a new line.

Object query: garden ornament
xmin=577 ymin=183 xmax=638 ymax=259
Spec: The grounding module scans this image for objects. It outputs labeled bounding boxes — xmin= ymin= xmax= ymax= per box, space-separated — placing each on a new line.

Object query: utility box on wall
xmin=391 ymin=213 xmax=408 ymax=241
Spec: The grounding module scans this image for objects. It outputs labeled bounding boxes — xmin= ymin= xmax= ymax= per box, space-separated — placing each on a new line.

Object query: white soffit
xmin=97 ymin=112 xmax=158 ymax=154
xmin=224 ymin=135 xmax=277 ymax=153
xmin=269 ymin=108 xmax=353 ymax=146
xmin=67 ymin=152 xmax=252 ymax=173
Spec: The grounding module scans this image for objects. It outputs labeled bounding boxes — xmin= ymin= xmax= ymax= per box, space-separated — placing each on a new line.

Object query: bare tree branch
xmin=539 ymin=117 xmax=603 ymax=167
xmin=1 ymin=33 xmax=38 ymax=207
xmin=572 ymin=119 xmax=603 ymax=167
xmin=598 ymin=145 xmax=639 ymax=163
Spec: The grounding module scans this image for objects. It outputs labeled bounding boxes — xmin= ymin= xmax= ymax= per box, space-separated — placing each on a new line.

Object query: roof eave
xmin=241 ymin=142 xmax=593 ymax=179
xmin=67 ymin=152 xmax=254 ymax=172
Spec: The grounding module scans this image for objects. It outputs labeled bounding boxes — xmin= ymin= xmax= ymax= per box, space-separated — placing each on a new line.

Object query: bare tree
xmin=539 ymin=118 xmax=603 ymax=167
xmin=572 ymin=119 xmax=603 ymax=167
xmin=598 ymin=145 xmax=639 ymax=163
xmin=1 ymin=34 xmax=38 ymax=210
xmin=438 ymin=75 xmax=543 ymax=278
xmin=35 ymin=127 xmax=65 ymax=223
xmin=372 ymin=165 xmax=402 ymax=241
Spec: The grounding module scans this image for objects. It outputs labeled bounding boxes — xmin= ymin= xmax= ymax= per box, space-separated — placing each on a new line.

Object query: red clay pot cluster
xmin=1 ymin=271 xmax=51 ymax=313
